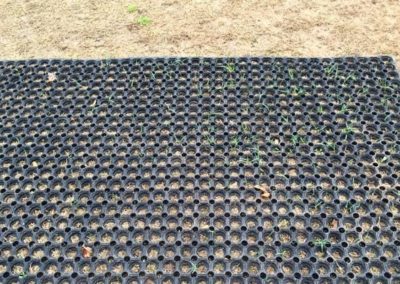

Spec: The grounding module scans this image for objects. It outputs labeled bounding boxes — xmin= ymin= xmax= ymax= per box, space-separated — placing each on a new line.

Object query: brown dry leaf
xmin=330 ymin=219 xmax=338 ymax=229
xmin=255 ymin=185 xmax=271 ymax=200
xmin=47 ymin=72 xmax=57 ymax=82
xmin=89 ymin=99 xmax=97 ymax=108
xmin=81 ymin=245 xmax=92 ymax=258
xmin=254 ymin=185 xmax=268 ymax=192
xmin=261 ymin=191 xmax=271 ymax=200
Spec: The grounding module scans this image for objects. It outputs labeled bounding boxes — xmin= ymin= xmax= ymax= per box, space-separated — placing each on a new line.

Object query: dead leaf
xmin=81 ymin=246 xmax=92 ymax=258
xmin=47 ymin=72 xmax=57 ymax=82
xmin=255 ymin=185 xmax=271 ymax=200
xmin=261 ymin=191 xmax=271 ymax=200
xmin=254 ymin=184 xmax=268 ymax=192
xmin=330 ymin=219 xmax=338 ymax=229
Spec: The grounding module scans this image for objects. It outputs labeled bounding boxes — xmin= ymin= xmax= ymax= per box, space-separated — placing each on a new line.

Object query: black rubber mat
xmin=0 ymin=57 xmax=400 ymax=284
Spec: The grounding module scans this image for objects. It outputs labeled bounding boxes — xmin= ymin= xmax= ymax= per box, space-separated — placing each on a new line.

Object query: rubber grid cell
xmin=0 ymin=57 xmax=399 ymax=284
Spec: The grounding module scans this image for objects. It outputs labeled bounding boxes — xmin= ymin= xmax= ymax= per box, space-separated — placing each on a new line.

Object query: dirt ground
xmin=0 ymin=0 xmax=399 ymax=66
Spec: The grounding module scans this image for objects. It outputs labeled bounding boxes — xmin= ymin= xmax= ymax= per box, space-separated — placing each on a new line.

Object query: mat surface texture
xmin=0 ymin=57 xmax=400 ymax=283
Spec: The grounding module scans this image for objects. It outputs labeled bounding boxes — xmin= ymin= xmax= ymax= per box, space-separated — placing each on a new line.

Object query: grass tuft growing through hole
xmin=18 ymin=272 xmax=27 ymax=279
xmin=224 ymin=63 xmax=236 ymax=73
xmin=313 ymin=239 xmax=330 ymax=251
xmin=190 ymin=262 xmax=197 ymax=273
xmin=288 ymin=68 xmax=296 ymax=80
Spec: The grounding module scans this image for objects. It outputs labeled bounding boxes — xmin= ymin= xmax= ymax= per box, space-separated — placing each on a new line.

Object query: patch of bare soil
xmin=0 ymin=0 xmax=399 ymax=67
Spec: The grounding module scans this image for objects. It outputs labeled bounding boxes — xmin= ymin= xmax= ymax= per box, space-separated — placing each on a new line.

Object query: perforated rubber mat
xmin=0 ymin=57 xmax=400 ymax=284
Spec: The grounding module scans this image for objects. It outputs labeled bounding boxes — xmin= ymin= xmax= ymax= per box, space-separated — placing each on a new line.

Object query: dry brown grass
xmin=0 ymin=0 xmax=399 ymax=66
